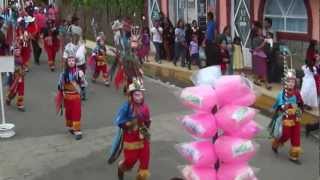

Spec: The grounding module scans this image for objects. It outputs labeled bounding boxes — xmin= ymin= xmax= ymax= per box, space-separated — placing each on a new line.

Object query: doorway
xmin=231 ymin=0 xmax=252 ymax=67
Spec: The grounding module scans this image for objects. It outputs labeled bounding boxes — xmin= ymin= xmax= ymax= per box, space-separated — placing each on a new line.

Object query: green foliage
xmin=60 ymin=0 xmax=145 ymax=42
xmin=72 ymin=0 xmax=144 ymax=15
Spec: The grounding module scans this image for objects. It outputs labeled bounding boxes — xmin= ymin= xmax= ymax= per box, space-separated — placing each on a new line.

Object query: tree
xmin=59 ymin=0 xmax=145 ymax=42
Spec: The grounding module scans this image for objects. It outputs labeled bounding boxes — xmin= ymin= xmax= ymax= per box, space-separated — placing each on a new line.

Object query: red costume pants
xmin=120 ymin=130 xmax=150 ymax=179
xmin=93 ymin=64 xmax=108 ymax=81
xmin=21 ymin=46 xmax=31 ymax=70
xmin=273 ymin=119 xmax=301 ymax=160
xmin=64 ymin=92 xmax=81 ymax=132
xmin=45 ymin=39 xmax=60 ymax=69
xmin=6 ymin=75 xmax=24 ymax=108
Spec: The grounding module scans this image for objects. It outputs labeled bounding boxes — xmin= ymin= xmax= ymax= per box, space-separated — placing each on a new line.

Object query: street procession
xmin=0 ymin=0 xmax=319 ymax=180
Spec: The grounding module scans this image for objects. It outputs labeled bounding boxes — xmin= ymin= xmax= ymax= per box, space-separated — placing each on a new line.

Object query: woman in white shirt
xmin=151 ymin=21 xmax=163 ymax=64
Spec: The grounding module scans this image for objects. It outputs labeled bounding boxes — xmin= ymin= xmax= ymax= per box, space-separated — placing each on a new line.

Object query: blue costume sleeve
xmin=272 ymin=89 xmax=298 ymax=110
xmin=272 ymin=90 xmax=283 ymax=110
xmin=114 ymin=101 xmax=135 ymax=127
xmin=58 ymin=73 xmax=64 ymax=91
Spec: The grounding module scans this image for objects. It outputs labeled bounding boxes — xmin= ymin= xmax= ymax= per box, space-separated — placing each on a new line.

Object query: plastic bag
xmin=190 ymin=66 xmax=222 ymax=86
xmin=199 ymin=47 xmax=206 ymax=60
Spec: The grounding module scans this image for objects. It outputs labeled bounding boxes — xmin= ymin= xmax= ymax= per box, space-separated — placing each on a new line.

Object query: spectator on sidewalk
xmin=306 ymin=40 xmax=319 ymax=66
xmin=191 ymin=20 xmax=204 ymax=47
xmin=263 ymin=17 xmax=276 ymax=42
xmin=151 ymin=20 xmax=163 ymax=64
xmin=218 ymin=26 xmax=232 ymax=74
xmin=191 ymin=20 xmax=199 ymax=34
xmin=159 ymin=12 xmax=166 ymax=59
xmin=263 ymin=18 xmax=280 ymax=84
xmin=189 ymin=34 xmax=201 ymax=70
xmin=163 ymin=17 xmax=174 ymax=61
xmin=173 ymin=19 xmax=186 ymax=67
xmin=203 ymin=12 xmax=218 ymax=67
xmin=137 ymin=26 xmax=150 ymax=63
xmin=300 ymin=60 xmax=318 ymax=110
xmin=185 ymin=23 xmax=193 ymax=69
xmin=251 ymin=22 xmax=272 ymax=90
xmin=232 ymin=36 xmax=245 ymax=75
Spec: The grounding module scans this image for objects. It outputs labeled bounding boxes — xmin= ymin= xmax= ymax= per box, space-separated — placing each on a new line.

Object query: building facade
xmin=147 ymin=0 xmax=320 ymax=66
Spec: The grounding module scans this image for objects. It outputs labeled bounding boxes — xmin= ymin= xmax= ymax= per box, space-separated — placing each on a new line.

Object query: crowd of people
xmin=249 ymin=18 xmax=319 ymax=111
xmin=142 ymin=12 xmax=320 ymax=111
xmin=136 ymin=12 xmax=246 ymax=74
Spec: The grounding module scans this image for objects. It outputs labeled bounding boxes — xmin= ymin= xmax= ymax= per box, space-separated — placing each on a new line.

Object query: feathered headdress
xmin=128 ymin=78 xmax=145 ymax=93
xmin=280 ymin=45 xmax=296 ymax=91
xmin=131 ymin=26 xmax=140 ymax=49
xmin=110 ymin=22 xmax=143 ymax=91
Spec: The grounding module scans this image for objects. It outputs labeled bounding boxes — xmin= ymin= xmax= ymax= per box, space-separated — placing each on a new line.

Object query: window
xmin=176 ymin=0 xmax=198 ymax=24
xmin=264 ymin=0 xmax=308 ymax=33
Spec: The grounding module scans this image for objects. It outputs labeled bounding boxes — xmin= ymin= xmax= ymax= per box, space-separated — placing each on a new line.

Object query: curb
xmin=85 ymin=41 xmax=318 ymax=125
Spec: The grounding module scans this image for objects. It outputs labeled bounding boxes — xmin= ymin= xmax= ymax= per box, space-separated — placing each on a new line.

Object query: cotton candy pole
xmin=177 ymin=72 xmax=260 ymax=180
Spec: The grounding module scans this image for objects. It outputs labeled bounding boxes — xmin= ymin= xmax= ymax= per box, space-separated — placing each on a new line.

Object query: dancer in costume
xmin=16 ymin=16 xmax=32 ymax=72
xmin=29 ymin=7 xmax=42 ymax=65
xmin=62 ymin=31 xmax=87 ymax=100
xmin=111 ymin=25 xmax=144 ymax=95
xmin=6 ymin=38 xmax=25 ymax=111
xmin=90 ymin=33 xmax=110 ymax=86
xmin=43 ymin=19 xmax=60 ymax=71
xmin=269 ymin=53 xmax=304 ymax=164
xmin=57 ymin=56 xmax=86 ymax=140
xmin=108 ymin=79 xmax=151 ymax=180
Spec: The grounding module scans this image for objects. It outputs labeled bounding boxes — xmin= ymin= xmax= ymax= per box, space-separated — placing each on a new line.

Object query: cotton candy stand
xmin=176 ymin=66 xmax=261 ymax=180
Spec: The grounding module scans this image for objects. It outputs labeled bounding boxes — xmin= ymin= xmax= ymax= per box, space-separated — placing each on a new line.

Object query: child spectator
xmin=137 ymin=27 xmax=150 ymax=63
xmin=300 ymin=60 xmax=318 ymax=110
xmin=189 ymin=34 xmax=201 ymax=70
xmin=232 ymin=36 xmax=245 ymax=75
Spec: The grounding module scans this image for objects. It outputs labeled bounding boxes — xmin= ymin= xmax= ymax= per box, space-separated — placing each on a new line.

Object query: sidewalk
xmin=85 ymin=40 xmax=319 ymax=125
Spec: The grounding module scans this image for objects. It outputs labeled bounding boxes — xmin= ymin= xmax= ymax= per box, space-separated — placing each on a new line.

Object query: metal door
xmin=231 ymin=0 xmax=252 ymax=67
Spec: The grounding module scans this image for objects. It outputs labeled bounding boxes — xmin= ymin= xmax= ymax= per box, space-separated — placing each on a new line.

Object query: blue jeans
xmin=191 ymin=53 xmax=201 ymax=69
xmin=174 ymin=42 xmax=186 ymax=66
xmin=153 ymin=42 xmax=162 ymax=62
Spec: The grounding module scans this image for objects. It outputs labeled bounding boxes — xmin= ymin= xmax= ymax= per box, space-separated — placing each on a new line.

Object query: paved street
xmin=0 ymin=58 xmax=318 ymax=180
